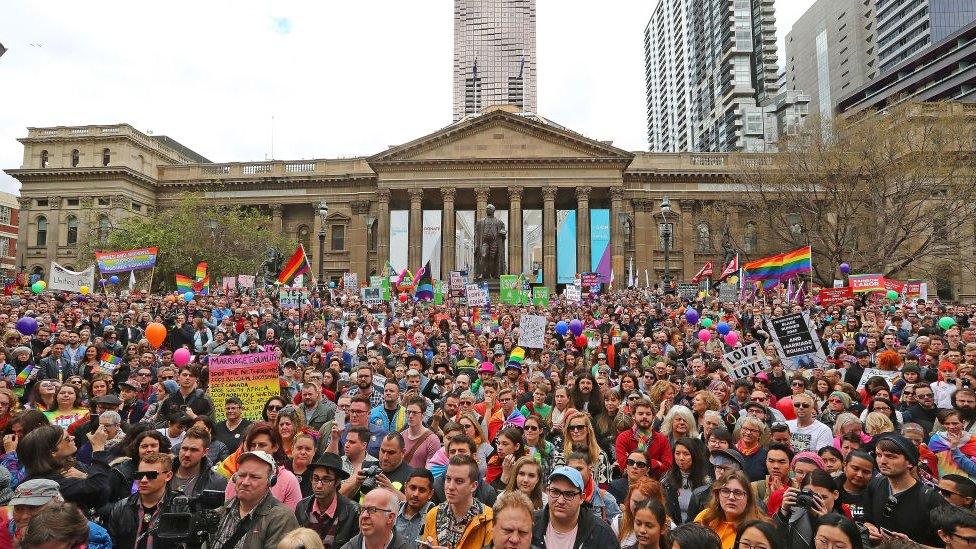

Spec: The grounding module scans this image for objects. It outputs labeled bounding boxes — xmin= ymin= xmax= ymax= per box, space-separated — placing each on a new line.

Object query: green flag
xmin=533 ymin=286 xmax=549 ymax=307
xmin=433 ymin=280 xmax=445 ymax=305
xmin=499 ymin=275 xmax=519 ymax=304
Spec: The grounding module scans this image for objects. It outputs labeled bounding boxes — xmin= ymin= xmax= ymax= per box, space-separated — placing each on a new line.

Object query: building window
xmin=744 ymin=222 xmax=758 ymax=253
xmin=97 ymin=198 xmax=110 ymax=207
xmin=0 ymin=238 xmax=9 ymax=258
xmin=36 ymin=217 xmax=47 ymax=246
xmin=66 ymin=216 xmax=79 ymax=245
xmin=331 ymin=224 xmax=345 ymax=251
xmin=297 ymin=225 xmax=310 ymax=251
xmin=102 ymin=148 xmax=110 ymax=166
xmin=40 ymin=150 xmax=49 ymax=168
xmin=131 ymin=202 xmax=142 ymax=212
xmin=70 ymin=149 xmax=80 ymax=167
xmin=98 ymin=216 xmax=111 ymax=244
xmin=367 ymin=219 xmax=378 ymax=251
xmin=0 ymin=207 xmax=10 ymax=225
xmin=696 ymin=222 xmax=712 ymax=252
xmin=36 ymin=199 xmax=48 ymax=208
xmin=66 ymin=199 xmax=79 ymax=207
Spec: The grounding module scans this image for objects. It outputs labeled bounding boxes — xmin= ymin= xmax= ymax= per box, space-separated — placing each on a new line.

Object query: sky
xmin=0 ymin=0 xmax=815 ymax=195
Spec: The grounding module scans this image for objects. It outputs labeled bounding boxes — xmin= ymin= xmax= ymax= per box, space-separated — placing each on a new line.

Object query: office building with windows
xmin=877 ymin=0 xmax=976 ymax=74
xmin=453 ymin=0 xmax=537 ymax=121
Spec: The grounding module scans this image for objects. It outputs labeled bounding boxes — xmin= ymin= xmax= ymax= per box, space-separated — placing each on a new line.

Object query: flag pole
xmin=148 ymin=266 xmax=156 ymax=293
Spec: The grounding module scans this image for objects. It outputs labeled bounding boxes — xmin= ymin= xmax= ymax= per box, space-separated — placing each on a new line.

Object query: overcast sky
xmin=0 ymin=0 xmax=815 ymax=195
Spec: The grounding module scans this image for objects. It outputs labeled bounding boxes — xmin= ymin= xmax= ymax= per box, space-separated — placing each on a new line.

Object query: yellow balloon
xmin=79 ymin=286 xmax=90 ymax=295
xmin=38 ymin=280 xmax=47 ymax=289
xmin=728 ymin=276 xmax=739 ymax=284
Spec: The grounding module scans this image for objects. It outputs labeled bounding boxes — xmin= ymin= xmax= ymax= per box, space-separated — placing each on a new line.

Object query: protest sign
xmin=48 ymin=262 xmax=94 ymax=293
xmin=361 ymin=287 xmax=382 ymax=306
xmin=883 ymin=278 xmax=905 ymax=294
xmin=518 ymin=314 xmax=547 ymax=349
xmin=856 ymin=368 xmax=900 ymax=390
xmin=677 ymin=283 xmax=698 ymax=299
xmin=369 ymin=275 xmax=383 ymax=288
xmin=95 ymin=247 xmax=158 ymax=274
xmin=722 ymin=343 xmax=770 ymax=381
xmin=905 ymin=280 xmax=923 ymax=298
xmin=765 ymin=312 xmax=828 ymax=370
xmin=718 ymin=283 xmax=738 ymax=303
xmin=449 ymin=271 xmax=467 ymax=297
xmin=564 ymin=285 xmax=581 ymax=303
xmin=221 ymin=277 xmax=237 ymax=291
xmin=279 ymin=287 xmax=309 ymax=309
xmin=208 ymin=352 xmax=280 ymax=420
xmin=237 ymin=275 xmax=255 ymax=289
xmin=581 ymin=273 xmax=600 ymax=292
xmin=533 ymin=286 xmax=550 ymax=307
xmin=433 ymin=280 xmax=445 ymax=305
xmin=499 ymin=275 xmax=524 ymax=304
xmin=833 ymin=280 xmax=845 ymax=288
xmin=849 ymin=274 xmax=884 ymax=293
xmin=343 ymin=272 xmax=359 ymax=290
xmin=465 ymin=283 xmax=488 ymax=307
xmin=818 ymin=286 xmax=853 ymax=307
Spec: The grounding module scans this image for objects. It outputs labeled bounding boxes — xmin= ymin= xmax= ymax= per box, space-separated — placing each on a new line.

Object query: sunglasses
xmin=626 ymin=459 xmax=648 ymax=468
xmin=567 ymin=424 xmax=587 ymax=432
xmin=794 ymin=402 xmax=812 ymax=409
xmin=266 ymin=405 xmax=283 ymax=411
xmin=134 ymin=470 xmax=160 ymax=480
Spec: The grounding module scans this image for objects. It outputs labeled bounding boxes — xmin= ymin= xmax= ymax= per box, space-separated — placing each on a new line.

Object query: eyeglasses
xmin=814 ymin=536 xmax=851 ymax=549
xmin=567 ymin=424 xmax=587 ymax=432
xmin=406 ymin=410 xmax=422 ymax=416
xmin=719 ymin=488 xmax=747 ymax=500
xmin=940 ymin=487 xmax=963 ymax=498
xmin=626 ymin=459 xmax=648 ymax=468
xmin=311 ymin=475 xmax=336 ymax=484
xmin=902 ymin=391 xmax=915 ymax=396
xmin=547 ymin=487 xmax=581 ymax=501
xmin=349 ymin=408 xmax=368 ymax=415
xmin=738 ymin=542 xmax=771 ymax=549
xmin=950 ymin=532 xmax=976 ymax=546
xmin=133 ymin=471 xmax=160 ymax=480
xmin=360 ymin=506 xmax=395 ymax=516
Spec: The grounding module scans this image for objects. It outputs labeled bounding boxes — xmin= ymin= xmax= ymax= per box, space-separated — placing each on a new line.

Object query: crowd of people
xmin=0 ymin=283 xmax=975 ymax=549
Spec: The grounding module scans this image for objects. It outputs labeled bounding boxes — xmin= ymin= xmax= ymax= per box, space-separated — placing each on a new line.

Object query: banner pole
xmin=148 ymin=266 xmax=156 ymax=293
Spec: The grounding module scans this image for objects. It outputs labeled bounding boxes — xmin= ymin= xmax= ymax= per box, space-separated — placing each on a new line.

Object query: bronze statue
xmin=258 ymin=246 xmax=284 ymax=287
xmin=721 ymin=224 xmax=736 ymax=266
xmin=474 ymin=204 xmax=506 ymax=280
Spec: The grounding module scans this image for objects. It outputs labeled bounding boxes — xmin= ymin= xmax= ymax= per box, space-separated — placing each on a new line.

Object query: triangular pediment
xmin=369 ymin=109 xmax=634 ymax=165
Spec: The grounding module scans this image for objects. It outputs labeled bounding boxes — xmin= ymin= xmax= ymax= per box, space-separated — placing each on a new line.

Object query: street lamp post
xmin=656 ymin=196 xmax=674 ymax=290
xmin=317 ymin=201 xmax=328 ymax=292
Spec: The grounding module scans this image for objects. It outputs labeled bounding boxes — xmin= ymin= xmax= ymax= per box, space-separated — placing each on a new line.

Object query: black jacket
xmin=97 ymin=490 xmax=175 ymax=548
xmin=37 ymin=356 xmax=77 ymax=381
xmin=295 ymin=494 xmax=359 ymax=548
xmin=32 ymin=449 xmax=112 ymax=512
xmin=531 ymin=504 xmax=620 ymax=549
xmin=902 ymin=404 xmax=938 ymax=436
xmin=169 ymin=454 xmax=228 ymax=497
xmin=339 ymin=531 xmax=410 ymax=549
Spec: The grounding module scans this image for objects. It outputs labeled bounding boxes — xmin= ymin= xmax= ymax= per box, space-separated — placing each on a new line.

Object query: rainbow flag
xmin=276 ymin=245 xmax=310 ymax=285
xmin=744 ymin=246 xmax=812 ymax=282
xmin=15 ymin=365 xmax=34 ymax=387
xmin=195 ymin=262 xmax=208 ymax=281
xmin=175 ymin=274 xmax=193 ymax=293
xmin=415 ymin=261 xmax=433 ymax=301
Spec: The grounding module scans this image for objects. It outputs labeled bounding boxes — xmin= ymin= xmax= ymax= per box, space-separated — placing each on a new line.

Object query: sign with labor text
xmin=723 ymin=343 xmax=770 ymax=381
xmin=278 ymin=286 xmax=309 ymax=309
xmin=208 ymin=352 xmax=280 ymax=420
xmin=849 ymin=274 xmax=884 ymax=293
xmin=677 ymin=283 xmax=698 ymax=299
xmin=765 ymin=312 xmax=828 ymax=370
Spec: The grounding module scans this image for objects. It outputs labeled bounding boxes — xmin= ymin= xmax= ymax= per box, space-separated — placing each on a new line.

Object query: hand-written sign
xmin=677 ymin=283 xmax=699 ymax=299
xmin=517 ymin=314 xmax=547 ymax=349
xmin=722 ymin=343 xmax=770 ymax=381
xmin=279 ymin=287 xmax=309 ymax=309
xmin=343 ymin=272 xmax=359 ymax=290
xmin=765 ymin=312 xmax=828 ymax=370
xmin=208 ymin=351 xmax=280 ymax=421
xmin=450 ymin=271 xmax=467 ymax=297
xmin=564 ymin=286 xmax=581 ymax=303
xmin=856 ymin=367 xmax=900 ymax=390
xmin=466 ymin=283 xmax=488 ymax=307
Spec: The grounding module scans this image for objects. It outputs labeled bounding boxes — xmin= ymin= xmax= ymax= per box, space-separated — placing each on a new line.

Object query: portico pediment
xmin=368 ymin=109 xmax=634 ymax=167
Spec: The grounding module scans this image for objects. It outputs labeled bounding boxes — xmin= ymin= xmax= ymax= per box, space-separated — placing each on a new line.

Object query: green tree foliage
xmin=96 ymin=195 xmax=293 ymax=292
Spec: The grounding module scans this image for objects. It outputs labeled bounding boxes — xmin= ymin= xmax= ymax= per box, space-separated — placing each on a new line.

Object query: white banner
xmin=856 ymin=367 xmax=900 ymax=390
xmin=517 ymin=315 xmax=547 ymax=349
xmin=722 ymin=343 xmax=770 ymax=381
xmin=564 ymin=286 xmax=581 ymax=303
xmin=279 ymin=287 xmax=309 ymax=309
xmin=48 ymin=262 xmax=94 ymax=293
xmin=422 ymin=209 xmax=442 ymax=280
xmin=465 ymin=283 xmax=488 ymax=307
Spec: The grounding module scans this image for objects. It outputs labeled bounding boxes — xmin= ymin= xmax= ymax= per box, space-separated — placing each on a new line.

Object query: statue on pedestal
xmin=474 ymin=204 xmax=506 ymax=281
xmin=258 ymin=246 xmax=285 ymax=287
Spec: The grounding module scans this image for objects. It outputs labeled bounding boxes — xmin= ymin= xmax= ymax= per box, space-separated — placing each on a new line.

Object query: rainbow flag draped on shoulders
xmin=744 ymin=246 xmax=812 ymax=282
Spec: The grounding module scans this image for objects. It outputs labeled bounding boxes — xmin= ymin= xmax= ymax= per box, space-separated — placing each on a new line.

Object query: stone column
xmin=16 ymin=197 xmax=29 ymax=271
xmin=508 ymin=186 xmax=523 ymax=275
xmin=610 ymin=187 xmax=625 ymax=284
xmin=679 ymin=200 xmax=695 ymax=281
xmin=441 ymin=188 xmax=456 ymax=277
xmin=376 ymin=189 xmax=391 ymax=267
xmin=350 ymin=200 xmax=371 ymax=279
xmin=46 ymin=196 xmax=62 ymax=263
xmin=633 ymin=199 xmax=654 ymax=281
xmin=312 ymin=205 xmax=324 ymax=281
xmin=270 ymin=203 xmax=283 ymax=234
xmin=543 ymin=186 xmax=557 ymax=291
xmin=576 ymin=186 xmax=591 ymax=275
xmin=474 ymin=186 xmax=490 ymax=225
xmin=408 ymin=188 xmax=423 ymax=269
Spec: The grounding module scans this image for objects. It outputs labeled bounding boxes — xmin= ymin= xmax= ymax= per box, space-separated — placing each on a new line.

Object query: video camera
xmin=154 ymin=489 xmax=224 ymax=548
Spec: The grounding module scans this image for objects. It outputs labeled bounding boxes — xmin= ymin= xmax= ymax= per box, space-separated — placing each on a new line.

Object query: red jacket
xmin=615 ymin=428 xmax=672 ymax=479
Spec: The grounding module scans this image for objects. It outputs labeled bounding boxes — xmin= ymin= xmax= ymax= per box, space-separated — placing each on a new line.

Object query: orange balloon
xmin=145 ymin=322 xmax=167 ymax=349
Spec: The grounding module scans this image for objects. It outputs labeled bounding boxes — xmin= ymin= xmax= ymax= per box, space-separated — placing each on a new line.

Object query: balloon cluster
xmin=30 ymin=281 xmax=46 ymax=294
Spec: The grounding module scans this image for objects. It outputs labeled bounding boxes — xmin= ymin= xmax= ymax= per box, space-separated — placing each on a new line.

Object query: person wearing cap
xmin=862 ymin=432 xmax=948 ymax=546
xmin=295 ymin=452 xmax=359 ymax=548
xmin=0 ymin=478 xmax=111 ymax=549
xmin=119 ymin=378 xmax=147 ymax=425
xmin=421 ymin=454 xmax=494 ymax=549
xmin=529 ymin=465 xmax=619 ymax=549
xmin=684 ymin=448 xmax=747 ymax=523
xmin=212 ymin=450 xmax=300 ymax=549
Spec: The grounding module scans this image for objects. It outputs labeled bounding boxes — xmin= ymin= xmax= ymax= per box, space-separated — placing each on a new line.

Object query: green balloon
xmin=940 ymin=316 xmax=956 ymax=330
xmin=30 ymin=282 xmax=43 ymax=294
xmin=886 ymin=290 xmax=899 ymax=300
xmin=701 ymin=318 xmax=714 ymax=328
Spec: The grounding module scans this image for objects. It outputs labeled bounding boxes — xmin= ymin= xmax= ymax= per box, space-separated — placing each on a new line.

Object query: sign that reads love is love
xmin=208 ymin=351 xmax=279 ymax=421
xmin=723 ymin=343 xmax=770 ymax=381
xmin=278 ymin=287 xmax=309 ymax=309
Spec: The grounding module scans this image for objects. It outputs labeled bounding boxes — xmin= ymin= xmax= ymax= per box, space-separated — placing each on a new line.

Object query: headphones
xmin=232 ymin=465 xmax=278 ymax=487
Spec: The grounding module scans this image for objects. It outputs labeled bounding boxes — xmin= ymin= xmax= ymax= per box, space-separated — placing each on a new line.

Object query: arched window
xmin=367 ymin=218 xmax=378 ymax=251
xmin=40 ymin=150 xmax=49 ymax=168
xmin=102 ymin=148 xmax=110 ymax=166
xmin=36 ymin=216 xmax=48 ymax=246
xmin=696 ymin=222 xmax=711 ymax=252
xmin=70 ymin=149 xmax=80 ymax=167
xmin=297 ymin=225 xmax=310 ymax=251
xmin=744 ymin=222 xmax=757 ymax=253
xmin=98 ymin=216 xmax=111 ymax=244
xmin=66 ymin=216 xmax=79 ymax=245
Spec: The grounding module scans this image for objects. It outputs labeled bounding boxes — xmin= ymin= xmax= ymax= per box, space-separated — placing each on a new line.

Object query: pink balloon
xmin=724 ymin=332 xmax=739 ymax=346
xmin=698 ymin=329 xmax=711 ymax=342
xmin=173 ymin=348 xmax=192 ymax=367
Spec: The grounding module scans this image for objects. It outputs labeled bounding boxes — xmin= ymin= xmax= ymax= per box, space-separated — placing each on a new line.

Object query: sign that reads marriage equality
xmin=765 ymin=312 xmax=829 ymax=370
xmin=208 ymin=351 xmax=279 ymax=420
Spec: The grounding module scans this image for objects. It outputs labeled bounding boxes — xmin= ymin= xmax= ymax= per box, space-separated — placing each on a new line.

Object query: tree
xmin=89 ymin=195 xmax=293 ymax=292
xmin=731 ymin=101 xmax=976 ymax=287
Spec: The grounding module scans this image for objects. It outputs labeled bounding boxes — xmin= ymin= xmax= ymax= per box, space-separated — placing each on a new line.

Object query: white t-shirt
xmin=786 ymin=419 xmax=833 ymax=452
xmin=545 ymin=523 xmax=578 ymax=549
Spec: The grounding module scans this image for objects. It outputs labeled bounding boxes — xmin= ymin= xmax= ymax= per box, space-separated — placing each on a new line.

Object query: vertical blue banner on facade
xmin=556 ymin=210 xmax=577 ymax=284
xmin=590 ymin=209 xmax=611 ymax=282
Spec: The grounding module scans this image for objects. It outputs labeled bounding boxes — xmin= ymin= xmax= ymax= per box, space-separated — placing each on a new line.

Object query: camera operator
xmin=212 ymin=450 xmax=299 ymax=549
xmin=170 ymin=426 xmax=227 ymax=496
xmin=98 ymin=451 xmax=174 ymax=549
xmin=341 ymin=433 xmax=412 ymax=501
xmin=775 ymin=469 xmax=870 ymax=549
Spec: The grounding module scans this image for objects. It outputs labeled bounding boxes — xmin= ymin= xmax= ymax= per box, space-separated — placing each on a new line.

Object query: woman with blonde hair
xmin=552 ymin=409 xmax=613 ymax=484
xmin=457 ymin=411 xmax=493 ymax=472
xmin=613 ymin=476 xmax=670 ymax=545
xmin=864 ymin=411 xmax=895 ymax=436
xmin=691 ymin=390 xmax=721 ymax=427
xmin=502 ymin=455 xmax=546 ymax=510
xmin=274 ymin=405 xmax=318 ymax=459
xmin=694 ymin=471 xmax=765 ymax=549
xmin=661 ymin=405 xmax=698 ymax=444
xmin=276 ymin=527 xmax=325 ymax=549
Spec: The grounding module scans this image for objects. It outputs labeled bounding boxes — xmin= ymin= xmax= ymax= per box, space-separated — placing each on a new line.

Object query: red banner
xmin=883 ymin=278 xmax=905 ymax=294
xmin=849 ymin=274 xmax=885 ymax=293
xmin=905 ymin=280 xmax=923 ymax=297
xmin=819 ymin=286 xmax=854 ymax=306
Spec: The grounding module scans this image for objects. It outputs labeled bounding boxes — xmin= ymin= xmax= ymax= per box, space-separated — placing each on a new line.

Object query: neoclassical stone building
xmin=6 ymin=105 xmax=974 ymax=300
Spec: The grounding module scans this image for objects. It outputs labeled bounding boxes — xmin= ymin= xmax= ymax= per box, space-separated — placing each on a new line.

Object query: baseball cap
xmin=548 ymin=466 xmax=584 ymax=492
xmin=238 ymin=450 xmax=277 ymax=471
xmin=93 ymin=394 xmax=123 ymax=406
xmin=11 ymin=479 xmax=61 ymax=506
xmin=119 ymin=380 xmax=142 ymax=392
xmin=709 ymin=448 xmax=746 ymax=470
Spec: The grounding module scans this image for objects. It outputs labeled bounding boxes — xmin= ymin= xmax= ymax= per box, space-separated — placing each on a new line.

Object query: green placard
xmin=499 ymin=275 xmax=519 ymax=304
xmin=533 ymin=287 xmax=549 ymax=307
xmin=433 ymin=280 xmax=445 ymax=305
xmin=380 ymin=278 xmax=391 ymax=301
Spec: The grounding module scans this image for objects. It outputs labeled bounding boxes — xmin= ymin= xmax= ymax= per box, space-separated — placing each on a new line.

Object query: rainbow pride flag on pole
xmin=175 ymin=274 xmax=194 ymax=293
xmin=744 ymin=246 xmax=812 ymax=282
xmin=277 ymin=245 xmax=310 ymax=285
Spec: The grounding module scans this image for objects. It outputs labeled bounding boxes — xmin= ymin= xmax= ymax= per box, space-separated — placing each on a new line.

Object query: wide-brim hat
xmin=307 ymin=452 xmax=349 ymax=479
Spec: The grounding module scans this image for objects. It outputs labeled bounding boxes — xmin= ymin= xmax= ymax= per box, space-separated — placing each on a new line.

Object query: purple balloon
xmin=839 ymin=263 xmax=851 ymax=274
xmin=685 ymin=308 xmax=699 ymax=325
xmin=569 ymin=319 xmax=584 ymax=337
xmin=15 ymin=316 xmax=37 ymax=336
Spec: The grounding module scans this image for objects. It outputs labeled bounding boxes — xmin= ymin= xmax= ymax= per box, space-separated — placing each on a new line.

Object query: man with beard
xmin=904 ymin=383 xmax=940 ymax=436
xmin=369 ymin=379 xmax=406 ymax=433
xmin=614 ymin=398 xmax=672 ymax=479
xmin=933 ymin=388 xmax=976 ymax=434
xmin=347 ymin=364 xmax=384 ymax=409
xmin=395 ymin=470 xmax=435 ymax=545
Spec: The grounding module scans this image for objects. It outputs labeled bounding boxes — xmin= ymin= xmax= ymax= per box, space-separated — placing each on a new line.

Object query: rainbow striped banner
xmin=175 ymin=274 xmax=193 ymax=293
xmin=744 ymin=246 xmax=812 ymax=282
xmin=95 ymin=247 xmax=158 ymax=274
